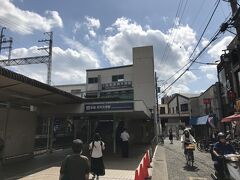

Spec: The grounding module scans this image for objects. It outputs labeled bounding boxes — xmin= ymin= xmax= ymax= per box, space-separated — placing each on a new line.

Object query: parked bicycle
xmin=229 ymin=138 xmax=240 ymax=153
xmin=196 ymin=139 xmax=214 ymax=152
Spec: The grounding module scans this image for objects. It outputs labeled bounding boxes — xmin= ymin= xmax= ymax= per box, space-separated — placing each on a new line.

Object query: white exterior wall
xmin=159 ymin=104 xmax=168 ymax=114
xmin=168 ymin=98 xmax=177 ymax=114
xmin=86 ymin=66 xmax=133 ymax=91
xmin=56 ymin=84 xmax=86 ymax=97
xmin=168 ymin=95 xmax=189 ymax=114
xmin=133 ymin=46 xmax=155 ymax=109
xmin=178 ymin=96 xmax=189 ymax=113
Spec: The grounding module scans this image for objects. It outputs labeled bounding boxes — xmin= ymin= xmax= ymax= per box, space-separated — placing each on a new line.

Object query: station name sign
xmin=85 ymin=102 xmax=134 ymax=112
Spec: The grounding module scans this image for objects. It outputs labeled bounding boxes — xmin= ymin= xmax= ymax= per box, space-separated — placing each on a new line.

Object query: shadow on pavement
xmin=183 ymin=165 xmax=200 ymax=172
xmin=0 ymin=144 xmax=148 ymax=180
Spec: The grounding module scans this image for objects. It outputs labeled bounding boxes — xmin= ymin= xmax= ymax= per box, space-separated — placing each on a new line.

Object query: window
xmin=112 ymin=74 xmax=124 ymax=82
xmin=160 ymin=107 xmax=165 ymax=114
xmin=88 ymin=77 xmax=98 ymax=84
xmin=180 ymin=103 xmax=188 ymax=111
xmin=172 ymin=107 xmax=174 ymax=114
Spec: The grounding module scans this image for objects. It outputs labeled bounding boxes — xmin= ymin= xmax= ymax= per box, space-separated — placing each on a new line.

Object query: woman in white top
xmin=89 ymin=133 xmax=105 ymax=180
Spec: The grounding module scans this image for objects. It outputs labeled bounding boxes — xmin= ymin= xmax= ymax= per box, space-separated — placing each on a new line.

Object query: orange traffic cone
xmin=146 ymin=150 xmax=151 ymax=167
xmin=139 ymin=164 xmax=144 ymax=180
xmin=134 ymin=169 xmax=139 ymax=180
xmin=143 ymin=157 xmax=149 ymax=178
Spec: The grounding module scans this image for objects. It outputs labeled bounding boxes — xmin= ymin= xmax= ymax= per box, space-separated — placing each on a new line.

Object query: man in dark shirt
xmin=60 ymin=139 xmax=90 ymax=180
xmin=213 ymin=132 xmax=236 ymax=178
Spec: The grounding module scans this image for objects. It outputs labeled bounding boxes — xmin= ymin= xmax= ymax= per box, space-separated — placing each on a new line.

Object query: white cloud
xmin=201 ymin=38 xmax=210 ymax=47
xmin=73 ymin=22 xmax=81 ymax=34
xmin=102 ymin=17 xmax=198 ymax=93
xmin=84 ymin=16 xmax=100 ymax=29
xmin=199 ymin=65 xmax=218 ymax=81
xmin=4 ymin=39 xmax=100 ymax=85
xmin=206 ymin=74 xmax=216 ymax=81
xmin=207 ymin=36 xmax=234 ymax=60
xmin=73 ymin=17 xmax=101 ymax=39
xmin=0 ymin=0 xmax=63 ymax=34
xmin=162 ymin=16 xmax=169 ymax=23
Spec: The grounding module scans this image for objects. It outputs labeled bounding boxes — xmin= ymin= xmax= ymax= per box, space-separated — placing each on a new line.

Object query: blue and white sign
xmin=85 ymin=102 xmax=134 ymax=112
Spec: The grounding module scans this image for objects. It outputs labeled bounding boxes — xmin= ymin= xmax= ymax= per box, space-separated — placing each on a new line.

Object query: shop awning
xmin=189 ymin=115 xmax=209 ymax=125
xmin=221 ymin=113 xmax=240 ymax=123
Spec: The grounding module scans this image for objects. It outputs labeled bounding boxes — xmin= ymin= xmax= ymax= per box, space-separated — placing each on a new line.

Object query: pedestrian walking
xmin=89 ymin=133 xmax=105 ymax=180
xmin=169 ymin=128 xmax=173 ymax=144
xmin=59 ymin=139 xmax=90 ymax=180
xmin=120 ymin=128 xmax=130 ymax=158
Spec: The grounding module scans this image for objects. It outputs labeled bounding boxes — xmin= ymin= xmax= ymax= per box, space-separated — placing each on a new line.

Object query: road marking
xmin=189 ymin=177 xmax=207 ymax=180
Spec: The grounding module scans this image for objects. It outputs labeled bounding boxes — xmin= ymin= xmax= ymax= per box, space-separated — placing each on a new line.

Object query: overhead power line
xmin=161 ymin=29 xmax=222 ymax=94
xmin=160 ymin=0 xmax=221 ymax=87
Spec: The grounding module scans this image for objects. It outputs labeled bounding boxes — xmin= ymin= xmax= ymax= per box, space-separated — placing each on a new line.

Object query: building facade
xmin=159 ymin=94 xmax=197 ymax=137
xmin=189 ymin=83 xmax=222 ymax=139
xmin=56 ymin=46 xmax=156 ymax=152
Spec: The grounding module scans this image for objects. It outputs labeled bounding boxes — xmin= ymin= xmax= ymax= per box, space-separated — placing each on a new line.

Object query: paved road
xmin=164 ymin=139 xmax=215 ymax=180
xmin=0 ymin=145 xmax=147 ymax=180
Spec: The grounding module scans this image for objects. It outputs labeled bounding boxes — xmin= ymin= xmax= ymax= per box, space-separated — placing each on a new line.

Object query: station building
xmin=0 ymin=45 xmax=157 ymax=163
xmin=55 ymin=46 xmax=156 ymax=152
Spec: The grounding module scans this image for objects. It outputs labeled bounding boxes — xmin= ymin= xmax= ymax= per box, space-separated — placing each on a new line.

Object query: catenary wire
xmin=160 ymin=0 xmax=221 ymax=87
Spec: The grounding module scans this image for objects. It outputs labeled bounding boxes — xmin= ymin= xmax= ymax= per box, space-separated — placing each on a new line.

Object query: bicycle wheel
xmin=197 ymin=140 xmax=203 ymax=151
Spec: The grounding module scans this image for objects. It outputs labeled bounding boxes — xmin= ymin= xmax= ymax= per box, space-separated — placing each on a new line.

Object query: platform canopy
xmin=221 ymin=113 xmax=240 ymax=123
xmin=0 ymin=67 xmax=82 ymax=107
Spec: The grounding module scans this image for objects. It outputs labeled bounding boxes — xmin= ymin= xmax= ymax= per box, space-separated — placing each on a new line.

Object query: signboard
xmin=102 ymin=81 xmax=132 ymax=90
xmin=85 ymin=102 xmax=134 ymax=112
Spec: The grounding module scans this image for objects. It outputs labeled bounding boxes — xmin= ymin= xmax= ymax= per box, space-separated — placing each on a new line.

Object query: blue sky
xmin=0 ymin=0 xmax=236 ymax=95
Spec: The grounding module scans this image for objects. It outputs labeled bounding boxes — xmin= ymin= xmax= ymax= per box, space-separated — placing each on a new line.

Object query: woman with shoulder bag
xmin=89 ymin=133 xmax=105 ymax=180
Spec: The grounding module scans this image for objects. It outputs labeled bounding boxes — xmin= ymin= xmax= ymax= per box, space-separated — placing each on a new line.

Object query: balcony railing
xmin=102 ymin=81 xmax=132 ymax=90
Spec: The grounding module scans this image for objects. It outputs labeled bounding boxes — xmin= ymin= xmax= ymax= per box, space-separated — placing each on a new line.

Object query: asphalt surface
xmin=164 ymin=139 xmax=215 ymax=180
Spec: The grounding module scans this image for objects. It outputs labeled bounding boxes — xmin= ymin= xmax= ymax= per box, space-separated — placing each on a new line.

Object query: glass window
xmin=180 ymin=103 xmax=188 ymax=111
xmin=112 ymin=74 xmax=124 ymax=82
xmin=88 ymin=77 xmax=98 ymax=84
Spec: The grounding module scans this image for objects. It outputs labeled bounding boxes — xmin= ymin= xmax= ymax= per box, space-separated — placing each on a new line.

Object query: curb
xmin=151 ymin=145 xmax=168 ymax=180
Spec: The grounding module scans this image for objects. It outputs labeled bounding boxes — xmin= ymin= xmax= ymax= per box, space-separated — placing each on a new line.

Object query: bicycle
xmin=196 ymin=139 xmax=213 ymax=152
xmin=185 ymin=143 xmax=195 ymax=167
xmin=229 ymin=139 xmax=240 ymax=153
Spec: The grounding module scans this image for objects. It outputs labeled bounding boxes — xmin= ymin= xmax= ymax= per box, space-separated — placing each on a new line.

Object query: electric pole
xmin=0 ymin=30 xmax=53 ymax=85
xmin=38 ymin=32 xmax=53 ymax=85
xmin=0 ymin=27 xmax=13 ymax=60
xmin=0 ymin=27 xmax=6 ymax=54
xmin=155 ymin=72 xmax=162 ymax=139
xmin=229 ymin=0 xmax=240 ymax=38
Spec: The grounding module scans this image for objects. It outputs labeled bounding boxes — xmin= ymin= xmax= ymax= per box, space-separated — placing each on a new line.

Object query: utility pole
xmin=0 ymin=27 xmax=6 ymax=54
xmin=38 ymin=32 xmax=53 ymax=85
xmin=229 ymin=0 xmax=240 ymax=38
xmin=0 ymin=31 xmax=53 ymax=85
xmin=155 ymin=72 xmax=162 ymax=140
